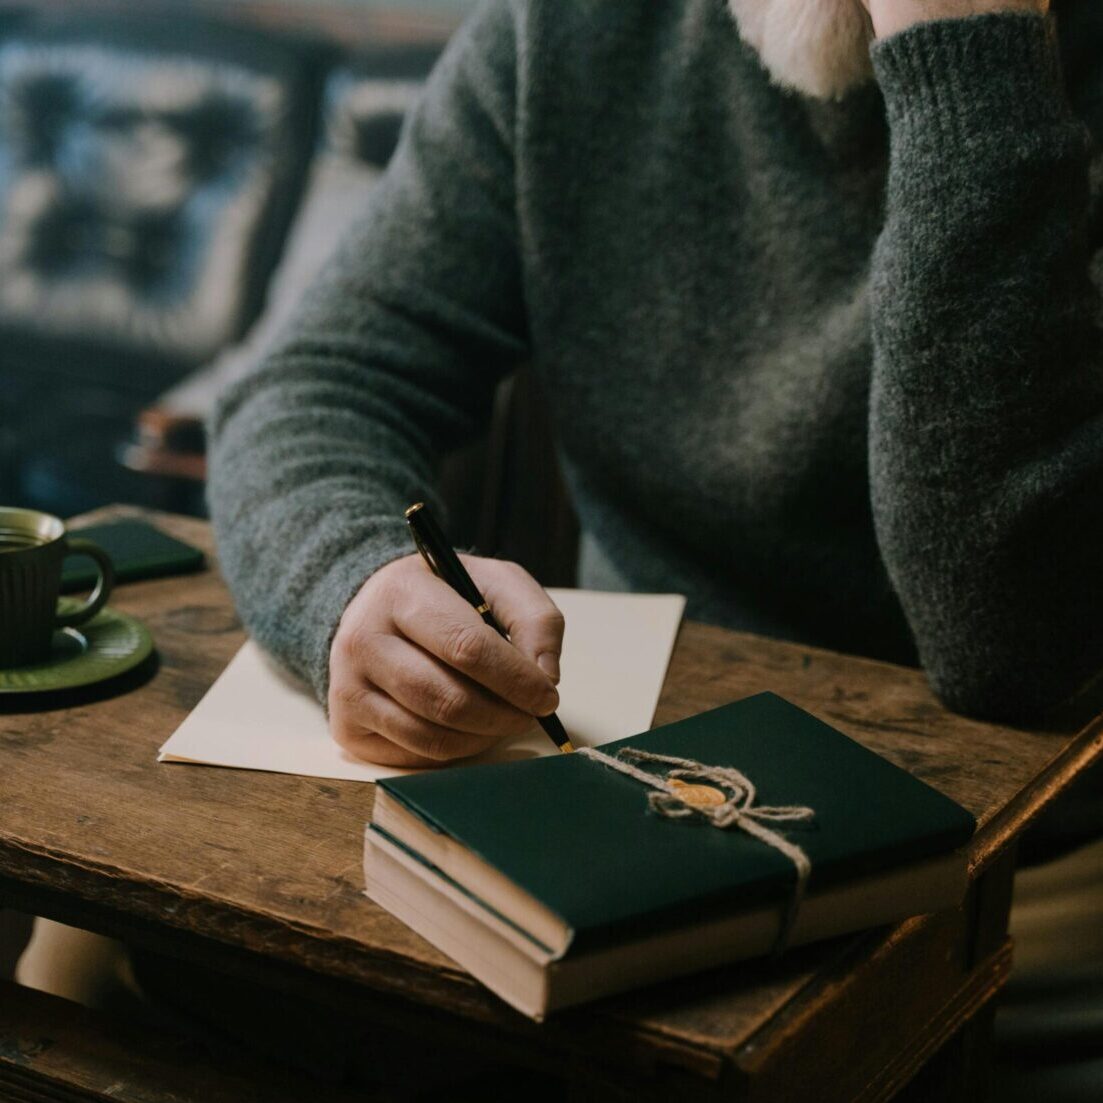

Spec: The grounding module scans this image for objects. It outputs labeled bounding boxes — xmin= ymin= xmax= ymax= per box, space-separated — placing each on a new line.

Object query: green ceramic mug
xmin=0 ymin=508 xmax=115 ymax=668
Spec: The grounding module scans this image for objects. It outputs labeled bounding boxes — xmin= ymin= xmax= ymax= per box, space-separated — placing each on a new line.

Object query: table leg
xmin=895 ymin=845 xmax=1019 ymax=1103
xmin=894 ymin=1001 xmax=997 ymax=1103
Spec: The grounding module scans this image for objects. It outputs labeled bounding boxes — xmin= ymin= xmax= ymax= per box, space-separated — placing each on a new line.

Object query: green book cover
xmin=62 ymin=520 xmax=205 ymax=592
xmin=377 ymin=693 xmax=976 ymax=947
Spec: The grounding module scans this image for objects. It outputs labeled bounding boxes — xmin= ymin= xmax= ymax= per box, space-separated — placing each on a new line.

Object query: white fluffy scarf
xmin=728 ymin=0 xmax=875 ymax=99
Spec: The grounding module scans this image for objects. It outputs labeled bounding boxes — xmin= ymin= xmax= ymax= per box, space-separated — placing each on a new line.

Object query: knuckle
xmin=428 ymin=682 xmax=470 ymax=728
xmin=381 ymin=705 xmax=453 ymax=762
xmin=392 ymin=664 xmax=431 ymax=705
xmin=331 ymin=677 xmax=370 ymax=712
xmin=442 ymin=621 xmax=488 ymax=669
xmin=338 ymin=624 xmax=379 ymax=664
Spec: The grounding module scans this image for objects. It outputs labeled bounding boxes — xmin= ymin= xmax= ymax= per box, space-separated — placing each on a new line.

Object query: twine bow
xmin=577 ymin=746 xmax=815 ymax=953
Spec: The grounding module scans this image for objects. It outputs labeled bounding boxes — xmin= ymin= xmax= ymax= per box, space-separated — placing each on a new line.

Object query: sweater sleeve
xmin=207 ymin=0 xmax=526 ymax=702
xmin=868 ymin=12 xmax=1103 ymax=721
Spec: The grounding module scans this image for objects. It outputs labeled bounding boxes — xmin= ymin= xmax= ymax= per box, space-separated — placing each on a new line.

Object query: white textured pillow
xmin=728 ymin=0 xmax=875 ymax=99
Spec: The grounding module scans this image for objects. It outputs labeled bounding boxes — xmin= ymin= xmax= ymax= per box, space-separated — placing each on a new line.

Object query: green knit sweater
xmin=208 ymin=0 xmax=1103 ymax=722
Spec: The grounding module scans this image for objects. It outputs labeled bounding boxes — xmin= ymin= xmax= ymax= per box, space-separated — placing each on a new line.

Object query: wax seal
xmin=668 ymin=778 xmax=726 ymax=808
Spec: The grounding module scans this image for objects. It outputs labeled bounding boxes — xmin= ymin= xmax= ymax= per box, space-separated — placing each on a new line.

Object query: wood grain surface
xmin=1 ymin=505 xmax=1100 ymax=1098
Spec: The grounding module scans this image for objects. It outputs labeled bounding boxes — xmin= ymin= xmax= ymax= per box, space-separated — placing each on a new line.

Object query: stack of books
xmin=365 ymin=693 xmax=975 ymax=1019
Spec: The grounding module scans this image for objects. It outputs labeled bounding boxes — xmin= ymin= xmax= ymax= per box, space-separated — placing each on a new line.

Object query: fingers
xmin=347 ymin=633 xmax=535 ymax=737
xmin=467 ymin=557 xmax=565 ymax=683
xmin=326 ymin=552 xmax=565 ymax=768
xmin=330 ymin=678 xmax=501 ymax=767
xmin=336 ymin=730 xmax=435 ymax=769
xmin=390 ymin=576 xmax=559 ymax=718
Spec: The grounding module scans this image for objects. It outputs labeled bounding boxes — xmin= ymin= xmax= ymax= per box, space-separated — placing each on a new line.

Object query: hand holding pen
xmin=326 ymin=505 xmax=567 ymax=768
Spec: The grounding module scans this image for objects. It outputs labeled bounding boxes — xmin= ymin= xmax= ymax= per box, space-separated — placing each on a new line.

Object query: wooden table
xmin=2 ymin=506 xmax=1102 ymax=1102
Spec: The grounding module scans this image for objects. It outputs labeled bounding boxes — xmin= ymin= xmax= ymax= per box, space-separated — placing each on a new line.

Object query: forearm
xmin=208 ymin=0 xmax=527 ymax=702
xmin=868 ymin=13 xmax=1103 ymax=719
xmin=207 ymin=291 xmax=450 ymax=701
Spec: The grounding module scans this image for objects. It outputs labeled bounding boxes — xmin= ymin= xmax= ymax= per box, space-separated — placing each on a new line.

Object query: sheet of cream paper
xmin=158 ymin=590 xmax=686 ymax=782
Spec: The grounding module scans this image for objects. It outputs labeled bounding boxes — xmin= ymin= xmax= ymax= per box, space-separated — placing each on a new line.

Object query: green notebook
xmin=365 ymin=692 xmax=976 ymax=1019
xmin=63 ymin=520 xmax=205 ymax=593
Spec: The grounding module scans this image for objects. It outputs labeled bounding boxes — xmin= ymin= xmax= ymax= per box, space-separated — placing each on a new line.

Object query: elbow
xmin=924 ymin=649 xmax=1103 ymax=728
xmin=928 ymin=672 xmax=1044 ymax=727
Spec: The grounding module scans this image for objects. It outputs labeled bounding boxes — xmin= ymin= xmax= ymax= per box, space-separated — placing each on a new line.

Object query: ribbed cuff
xmin=871 ymin=12 xmax=1071 ymax=146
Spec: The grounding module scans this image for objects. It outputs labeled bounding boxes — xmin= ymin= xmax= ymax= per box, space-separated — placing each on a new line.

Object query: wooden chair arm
xmin=119 ymin=407 xmax=207 ymax=483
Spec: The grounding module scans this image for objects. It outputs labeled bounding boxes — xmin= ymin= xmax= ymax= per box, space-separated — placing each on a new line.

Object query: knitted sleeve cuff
xmin=871 ymin=12 xmax=1073 ymax=150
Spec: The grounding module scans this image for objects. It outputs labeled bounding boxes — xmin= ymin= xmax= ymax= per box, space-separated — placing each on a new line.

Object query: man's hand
xmin=861 ymin=0 xmax=1048 ymax=39
xmin=328 ymin=553 xmax=564 ymax=768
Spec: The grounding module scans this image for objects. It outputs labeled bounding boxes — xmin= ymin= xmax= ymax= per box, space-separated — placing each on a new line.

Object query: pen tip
xmin=560 ymin=740 xmax=575 ymax=753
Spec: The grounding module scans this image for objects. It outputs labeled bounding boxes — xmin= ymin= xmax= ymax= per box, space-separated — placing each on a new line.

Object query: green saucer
xmin=0 ymin=602 xmax=153 ymax=694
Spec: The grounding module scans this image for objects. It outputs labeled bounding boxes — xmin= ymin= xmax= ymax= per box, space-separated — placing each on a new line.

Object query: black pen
xmin=404 ymin=502 xmax=574 ymax=753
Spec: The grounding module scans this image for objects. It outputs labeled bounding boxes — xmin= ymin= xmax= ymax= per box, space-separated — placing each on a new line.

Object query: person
xmin=209 ymin=0 xmax=1103 ymax=770
xmin=11 ymin=4 xmax=1100 ymax=1093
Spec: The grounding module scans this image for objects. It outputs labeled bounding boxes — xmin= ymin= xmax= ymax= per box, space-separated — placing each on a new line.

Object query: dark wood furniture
xmin=2 ymin=505 xmax=1102 ymax=1101
xmin=0 ymin=1 xmax=463 ymax=49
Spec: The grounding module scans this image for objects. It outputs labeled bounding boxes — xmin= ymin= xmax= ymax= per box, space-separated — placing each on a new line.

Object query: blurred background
xmin=0 ymin=0 xmax=577 ymax=578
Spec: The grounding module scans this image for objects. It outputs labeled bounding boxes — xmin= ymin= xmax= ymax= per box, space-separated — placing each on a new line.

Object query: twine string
xmin=577 ymin=746 xmax=815 ymax=953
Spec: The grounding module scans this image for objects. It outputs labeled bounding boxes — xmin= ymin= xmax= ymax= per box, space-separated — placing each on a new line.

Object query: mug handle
xmin=55 ymin=538 xmax=116 ymax=629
